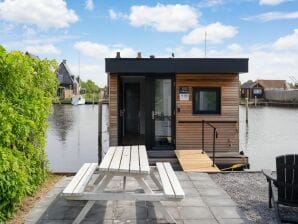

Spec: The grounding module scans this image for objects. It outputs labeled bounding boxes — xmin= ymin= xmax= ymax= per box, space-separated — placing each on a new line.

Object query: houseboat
xmin=105 ymin=53 xmax=249 ymax=169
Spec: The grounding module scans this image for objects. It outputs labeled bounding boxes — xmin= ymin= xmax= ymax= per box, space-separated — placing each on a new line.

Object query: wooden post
xmin=98 ymin=100 xmax=103 ymax=164
xmin=98 ymin=87 xmax=109 ymax=164
xmin=245 ymin=97 xmax=248 ymax=124
xmin=254 ymin=96 xmax=257 ymax=107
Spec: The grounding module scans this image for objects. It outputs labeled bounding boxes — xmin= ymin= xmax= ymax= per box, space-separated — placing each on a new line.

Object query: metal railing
xmin=178 ymin=120 xmax=237 ymax=167
xmin=202 ymin=120 xmax=218 ymax=167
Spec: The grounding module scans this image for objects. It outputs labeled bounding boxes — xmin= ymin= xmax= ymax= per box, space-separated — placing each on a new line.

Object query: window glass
xmin=193 ymin=88 xmax=220 ymax=114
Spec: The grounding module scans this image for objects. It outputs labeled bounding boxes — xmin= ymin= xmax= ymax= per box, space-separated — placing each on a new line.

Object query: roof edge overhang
xmin=105 ymin=58 xmax=249 ymax=74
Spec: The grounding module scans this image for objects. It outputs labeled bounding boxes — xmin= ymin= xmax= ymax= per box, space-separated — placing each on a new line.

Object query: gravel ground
xmin=210 ymin=172 xmax=298 ymax=224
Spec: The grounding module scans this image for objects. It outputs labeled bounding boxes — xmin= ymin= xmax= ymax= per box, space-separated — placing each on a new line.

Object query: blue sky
xmin=1 ymin=0 xmax=298 ymax=87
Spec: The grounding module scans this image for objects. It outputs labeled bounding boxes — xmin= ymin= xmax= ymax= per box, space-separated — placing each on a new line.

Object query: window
xmin=253 ymin=88 xmax=262 ymax=95
xmin=193 ymin=87 xmax=221 ymax=114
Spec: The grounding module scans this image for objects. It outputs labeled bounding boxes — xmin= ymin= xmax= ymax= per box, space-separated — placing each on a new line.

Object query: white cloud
xmin=243 ymin=50 xmax=298 ymax=82
xmin=0 ymin=0 xmax=78 ymax=29
xmin=182 ymin=22 xmax=238 ymax=45
xmin=227 ymin=43 xmax=243 ymax=52
xmin=25 ymin=44 xmax=61 ymax=55
xmin=273 ymin=29 xmax=298 ymax=50
xmin=197 ymin=0 xmax=223 ymax=8
xmin=243 ymin=11 xmax=298 ymax=21
xmin=165 ymin=47 xmax=204 ymax=58
xmin=85 ymin=0 xmax=94 ymax=11
xmin=168 ymin=39 xmax=298 ymax=83
xmin=259 ymin=0 xmax=285 ymax=5
xmin=128 ymin=3 xmax=199 ymax=32
xmin=109 ymin=9 xmax=118 ymax=20
xmin=73 ymin=41 xmax=136 ymax=59
xmin=109 ymin=9 xmax=127 ymax=20
xmin=69 ymin=63 xmax=106 ymax=87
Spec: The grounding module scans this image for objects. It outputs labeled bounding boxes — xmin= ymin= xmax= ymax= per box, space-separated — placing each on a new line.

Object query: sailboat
xmin=71 ymin=53 xmax=85 ymax=106
xmin=71 ymin=94 xmax=85 ymax=105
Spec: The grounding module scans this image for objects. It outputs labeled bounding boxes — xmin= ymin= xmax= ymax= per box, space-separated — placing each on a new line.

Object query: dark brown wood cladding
xmin=109 ymin=74 xmax=118 ymax=146
xmin=176 ymin=74 xmax=240 ymax=152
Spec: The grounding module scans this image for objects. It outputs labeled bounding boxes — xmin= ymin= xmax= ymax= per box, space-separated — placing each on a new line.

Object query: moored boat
xmin=71 ymin=95 xmax=85 ymax=105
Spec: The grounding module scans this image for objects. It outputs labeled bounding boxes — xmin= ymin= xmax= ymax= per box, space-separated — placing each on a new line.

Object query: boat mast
xmin=78 ymin=52 xmax=81 ymax=94
xmin=204 ymin=31 xmax=207 ymax=58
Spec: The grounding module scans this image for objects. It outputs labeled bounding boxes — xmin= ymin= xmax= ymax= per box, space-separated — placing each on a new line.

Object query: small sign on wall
xmin=179 ymin=86 xmax=189 ymax=101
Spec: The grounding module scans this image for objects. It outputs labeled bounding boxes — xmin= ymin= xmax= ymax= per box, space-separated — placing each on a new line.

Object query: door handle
xmin=151 ymin=111 xmax=155 ymax=120
xmin=120 ymin=109 xmax=125 ymax=117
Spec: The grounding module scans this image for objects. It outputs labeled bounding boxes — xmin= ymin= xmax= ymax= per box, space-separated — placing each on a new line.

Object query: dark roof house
xmin=57 ymin=60 xmax=78 ymax=87
xmin=25 ymin=51 xmax=39 ymax=59
xmin=241 ymin=81 xmax=256 ymax=89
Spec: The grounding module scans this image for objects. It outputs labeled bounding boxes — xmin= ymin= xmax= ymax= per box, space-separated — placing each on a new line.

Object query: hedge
xmin=0 ymin=46 xmax=58 ymax=221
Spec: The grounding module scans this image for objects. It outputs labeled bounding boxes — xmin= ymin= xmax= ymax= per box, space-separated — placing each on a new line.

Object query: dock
xmin=175 ymin=150 xmax=220 ymax=172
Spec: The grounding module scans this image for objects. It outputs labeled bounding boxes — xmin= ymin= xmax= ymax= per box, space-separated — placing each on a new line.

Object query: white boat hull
xmin=71 ymin=95 xmax=86 ymax=105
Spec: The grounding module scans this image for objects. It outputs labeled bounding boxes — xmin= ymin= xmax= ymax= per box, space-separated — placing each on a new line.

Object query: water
xmin=239 ymin=105 xmax=298 ymax=171
xmin=46 ymin=105 xmax=98 ymax=173
xmin=46 ymin=104 xmax=298 ymax=172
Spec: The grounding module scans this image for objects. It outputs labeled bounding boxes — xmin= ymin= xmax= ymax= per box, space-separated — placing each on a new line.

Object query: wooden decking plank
xmin=163 ymin=162 xmax=185 ymax=198
xmin=119 ymin=146 xmax=131 ymax=172
xmin=175 ymin=150 xmax=220 ymax=172
xmin=63 ymin=163 xmax=91 ymax=194
xmin=156 ymin=163 xmax=175 ymax=198
xmin=130 ymin=145 xmax=140 ymax=173
xmin=139 ymin=145 xmax=150 ymax=174
xmin=73 ymin=163 xmax=98 ymax=194
xmin=99 ymin=146 xmax=116 ymax=171
xmin=109 ymin=146 xmax=124 ymax=171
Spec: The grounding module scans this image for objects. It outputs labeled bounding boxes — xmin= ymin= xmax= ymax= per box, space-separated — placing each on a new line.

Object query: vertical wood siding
xmin=109 ymin=74 xmax=118 ymax=146
xmin=176 ymin=74 xmax=240 ymax=152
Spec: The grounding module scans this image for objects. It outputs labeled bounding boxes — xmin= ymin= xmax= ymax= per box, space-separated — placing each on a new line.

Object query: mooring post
xmin=245 ymin=97 xmax=249 ymax=124
xmin=98 ymin=100 xmax=103 ymax=165
xmin=254 ymin=96 xmax=257 ymax=107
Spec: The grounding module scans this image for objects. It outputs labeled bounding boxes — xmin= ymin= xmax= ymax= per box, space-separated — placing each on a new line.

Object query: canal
xmin=46 ymin=104 xmax=298 ymax=172
xmin=46 ymin=105 xmax=98 ymax=173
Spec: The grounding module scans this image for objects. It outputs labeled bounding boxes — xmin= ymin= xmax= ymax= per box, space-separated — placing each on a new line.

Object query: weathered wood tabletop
xmin=98 ymin=145 xmax=150 ymax=175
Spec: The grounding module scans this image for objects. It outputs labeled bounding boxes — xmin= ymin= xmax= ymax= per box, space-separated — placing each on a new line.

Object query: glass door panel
xmin=153 ymin=79 xmax=172 ymax=147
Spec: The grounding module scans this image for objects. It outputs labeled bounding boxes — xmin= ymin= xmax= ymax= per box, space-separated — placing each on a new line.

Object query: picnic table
xmin=62 ymin=145 xmax=184 ymax=224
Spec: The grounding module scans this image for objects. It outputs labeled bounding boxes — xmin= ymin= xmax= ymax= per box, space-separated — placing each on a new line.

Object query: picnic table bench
xmin=62 ymin=145 xmax=184 ymax=224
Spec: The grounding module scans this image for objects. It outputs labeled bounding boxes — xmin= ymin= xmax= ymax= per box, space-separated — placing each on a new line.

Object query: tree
xmin=80 ymin=79 xmax=101 ymax=101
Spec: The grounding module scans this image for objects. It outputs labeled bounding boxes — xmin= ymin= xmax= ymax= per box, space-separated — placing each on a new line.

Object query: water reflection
xmin=240 ymin=105 xmax=298 ymax=171
xmin=46 ymin=105 xmax=98 ymax=173
xmin=49 ymin=105 xmax=74 ymax=143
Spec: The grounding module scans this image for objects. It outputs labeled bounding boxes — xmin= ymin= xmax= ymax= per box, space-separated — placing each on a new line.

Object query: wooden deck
xmin=175 ymin=150 xmax=220 ymax=172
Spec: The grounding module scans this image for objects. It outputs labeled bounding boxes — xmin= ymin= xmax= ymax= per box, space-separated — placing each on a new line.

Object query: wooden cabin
xmin=105 ymin=54 xmax=249 ymax=169
xmin=241 ymin=79 xmax=289 ymax=100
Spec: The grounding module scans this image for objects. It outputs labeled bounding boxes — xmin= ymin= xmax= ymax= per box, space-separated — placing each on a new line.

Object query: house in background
xmin=25 ymin=51 xmax=39 ymax=59
xmin=241 ymin=79 xmax=289 ymax=99
xmin=240 ymin=80 xmax=256 ymax=99
xmin=56 ymin=60 xmax=80 ymax=99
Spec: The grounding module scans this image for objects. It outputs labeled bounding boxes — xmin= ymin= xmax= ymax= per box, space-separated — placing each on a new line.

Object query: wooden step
xmin=175 ymin=150 xmax=220 ymax=172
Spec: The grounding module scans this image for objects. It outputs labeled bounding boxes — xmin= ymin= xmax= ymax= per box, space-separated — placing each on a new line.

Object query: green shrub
xmin=0 ymin=46 xmax=58 ymax=221
xmin=80 ymin=79 xmax=101 ymax=101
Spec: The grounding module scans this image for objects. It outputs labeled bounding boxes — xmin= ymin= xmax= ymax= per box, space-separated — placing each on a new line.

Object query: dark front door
xmin=125 ymin=83 xmax=140 ymax=134
xmin=119 ymin=76 xmax=175 ymax=150
xmin=151 ymin=78 xmax=175 ymax=150
xmin=121 ymin=83 xmax=144 ymax=145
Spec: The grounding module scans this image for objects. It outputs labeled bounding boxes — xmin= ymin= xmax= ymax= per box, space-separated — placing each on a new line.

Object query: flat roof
xmin=105 ymin=58 xmax=249 ymax=74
